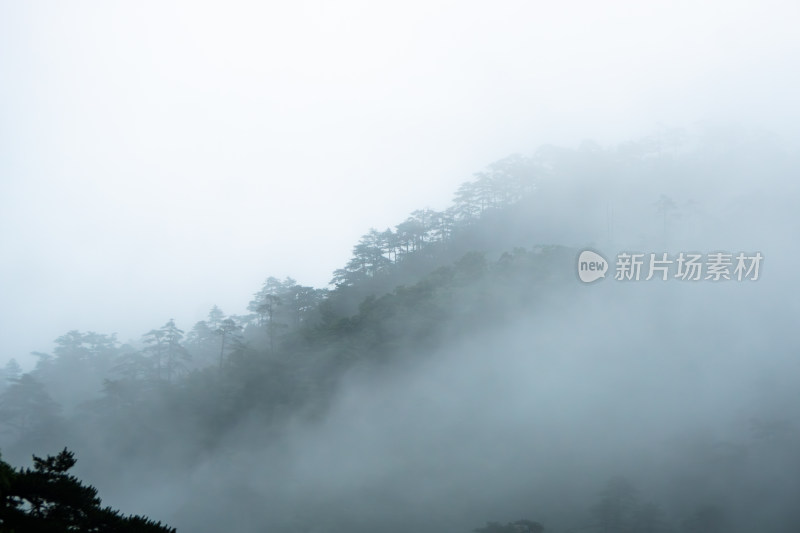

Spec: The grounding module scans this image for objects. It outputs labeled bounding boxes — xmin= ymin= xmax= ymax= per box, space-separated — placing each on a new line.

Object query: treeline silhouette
xmin=1 ymin=129 xmax=795 ymax=532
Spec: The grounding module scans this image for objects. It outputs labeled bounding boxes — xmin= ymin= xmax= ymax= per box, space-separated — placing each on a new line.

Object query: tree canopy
xmin=0 ymin=448 xmax=174 ymax=532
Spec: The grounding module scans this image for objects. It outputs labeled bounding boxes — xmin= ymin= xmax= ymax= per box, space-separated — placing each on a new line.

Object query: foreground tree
xmin=0 ymin=448 xmax=175 ymax=532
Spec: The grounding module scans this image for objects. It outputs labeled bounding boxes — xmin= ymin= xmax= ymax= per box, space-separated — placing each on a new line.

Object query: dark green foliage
xmin=0 ymin=449 xmax=175 ymax=532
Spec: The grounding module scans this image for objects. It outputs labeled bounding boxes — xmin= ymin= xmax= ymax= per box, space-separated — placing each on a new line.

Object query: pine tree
xmin=161 ymin=319 xmax=190 ymax=383
xmin=0 ymin=448 xmax=175 ymax=532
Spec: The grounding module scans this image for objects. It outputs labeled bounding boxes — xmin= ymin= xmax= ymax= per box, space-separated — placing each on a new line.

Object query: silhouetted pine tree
xmin=0 ymin=448 xmax=175 ymax=532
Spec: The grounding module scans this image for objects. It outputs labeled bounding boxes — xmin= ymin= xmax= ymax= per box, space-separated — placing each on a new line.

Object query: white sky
xmin=1 ymin=0 xmax=799 ymax=367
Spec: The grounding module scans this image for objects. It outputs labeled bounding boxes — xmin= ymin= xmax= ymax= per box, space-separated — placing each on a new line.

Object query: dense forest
xmin=1 ymin=129 xmax=798 ymax=532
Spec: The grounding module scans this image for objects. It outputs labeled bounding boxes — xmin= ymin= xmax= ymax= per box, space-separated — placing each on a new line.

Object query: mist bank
xmin=1 ymin=129 xmax=798 ymax=532
xmin=104 ymin=269 xmax=799 ymax=533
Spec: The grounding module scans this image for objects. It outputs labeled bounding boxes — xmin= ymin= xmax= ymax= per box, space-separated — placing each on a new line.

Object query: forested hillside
xmin=1 ymin=131 xmax=798 ymax=532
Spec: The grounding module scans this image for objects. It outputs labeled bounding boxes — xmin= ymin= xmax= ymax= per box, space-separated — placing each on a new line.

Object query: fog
xmin=3 ymin=0 xmax=800 ymax=365
xmin=1 ymin=2 xmax=800 ymax=533
xmin=71 ymin=252 xmax=799 ymax=531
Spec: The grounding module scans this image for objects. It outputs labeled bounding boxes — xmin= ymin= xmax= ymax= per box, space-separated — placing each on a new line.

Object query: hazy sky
xmin=1 ymin=0 xmax=799 ymax=366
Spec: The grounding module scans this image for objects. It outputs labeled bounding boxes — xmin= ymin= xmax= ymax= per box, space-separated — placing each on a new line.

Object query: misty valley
xmin=1 ymin=132 xmax=798 ymax=533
